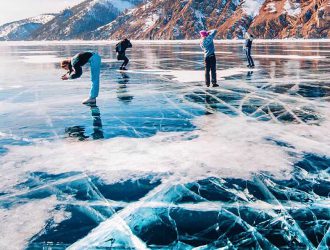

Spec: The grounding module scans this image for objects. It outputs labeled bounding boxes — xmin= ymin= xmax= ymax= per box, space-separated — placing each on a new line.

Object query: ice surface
xmin=21 ymin=55 xmax=62 ymax=64
xmin=0 ymin=197 xmax=61 ymax=250
xmin=254 ymin=54 xmax=327 ymax=60
xmin=0 ymin=41 xmax=329 ymax=249
xmin=172 ymin=51 xmax=233 ymax=54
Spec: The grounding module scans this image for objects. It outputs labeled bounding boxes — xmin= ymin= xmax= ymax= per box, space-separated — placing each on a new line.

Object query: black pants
xmin=117 ymin=53 xmax=129 ymax=68
xmin=204 ymin=54 xmax=217 ymax=86
xmin=245 ymin=47 xmax=254 ymax=67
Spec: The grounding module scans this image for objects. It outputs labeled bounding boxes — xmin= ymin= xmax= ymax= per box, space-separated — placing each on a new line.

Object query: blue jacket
xmin=200 ymin=30 xmax=217 ymax=58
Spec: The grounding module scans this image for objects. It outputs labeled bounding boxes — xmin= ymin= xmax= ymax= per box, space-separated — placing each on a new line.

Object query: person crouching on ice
xmin=61 ymin=51 xmax=101 ymax=105
xmin=200 ymin=29 xmax=219 ymax=87
xmin=116 ymin=38 xmax=132 ymax=70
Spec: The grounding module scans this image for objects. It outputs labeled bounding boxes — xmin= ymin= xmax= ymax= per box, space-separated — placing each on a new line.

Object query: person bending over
xmin=61 ymin=51 xmax=101 ymax=105
xmin=116 ymin=38 xmax=132 ymax=70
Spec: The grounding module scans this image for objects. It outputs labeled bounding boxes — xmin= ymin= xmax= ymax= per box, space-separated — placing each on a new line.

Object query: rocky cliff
xmin=97 ymin=0 xmax=329 ymax=39
xmin=0 ymin=0 xmax=328 ymax=40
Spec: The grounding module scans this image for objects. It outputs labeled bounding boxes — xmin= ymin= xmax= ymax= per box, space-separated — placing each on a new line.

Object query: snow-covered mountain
xmin=0 ymin=0 xmax=328 ymax=40
xmin=0 ymin=0 xmax=143 ymax=41
xmin=92 ymin=0 xmax=329 ymax=39
xmin=0 ymin=14 xmax=56 ymax=41
xmin=31 ymin=0 xmax=143 ymax=40
xmin=91 ymin=0 xmax=230 ymax=40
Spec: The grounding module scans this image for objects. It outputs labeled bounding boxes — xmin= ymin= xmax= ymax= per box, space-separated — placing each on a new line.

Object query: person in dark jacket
xmin=61 ymin=51 xmax=101 ymax=105
xmin=200 ymin=30 xmax=219 ymax=87
xmin=244 ymin=32 xmax=255 ymax=68
xmin=116 ymin=38 xmax=132 ymax=70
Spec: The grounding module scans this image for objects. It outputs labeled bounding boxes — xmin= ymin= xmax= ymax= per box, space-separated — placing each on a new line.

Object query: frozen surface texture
xmin=0 ymin=41 xmax=329 ymax=249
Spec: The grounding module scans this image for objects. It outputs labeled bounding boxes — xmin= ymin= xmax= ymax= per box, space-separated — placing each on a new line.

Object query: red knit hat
xmin=200 ymin=30 xmax=208 ymax=38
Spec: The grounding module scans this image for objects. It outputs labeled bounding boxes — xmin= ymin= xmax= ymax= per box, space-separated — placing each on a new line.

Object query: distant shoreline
xmin=0 ymin=39 xmax=329 ymax=46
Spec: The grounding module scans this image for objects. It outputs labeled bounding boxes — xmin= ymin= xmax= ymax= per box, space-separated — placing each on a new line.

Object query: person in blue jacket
xmin=61 ymin=51 xmax=101 ymax=105
xmin=200 ymin=29 xmax=219 ymax=87
xmin=244 ymin=32 xmax=255 ymax=68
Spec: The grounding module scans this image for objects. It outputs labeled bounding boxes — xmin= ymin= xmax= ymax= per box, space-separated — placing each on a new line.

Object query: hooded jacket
xmin=200 ymin=30 xmax=217 ymax=58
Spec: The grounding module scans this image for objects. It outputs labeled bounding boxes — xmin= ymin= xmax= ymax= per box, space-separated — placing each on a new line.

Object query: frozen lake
xmin=0 ymin=41 xmax=329 ymax=249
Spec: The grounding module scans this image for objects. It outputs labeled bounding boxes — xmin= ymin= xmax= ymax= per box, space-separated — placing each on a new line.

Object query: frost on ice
xmin=0 ymin=41 xmax=329 ymax=249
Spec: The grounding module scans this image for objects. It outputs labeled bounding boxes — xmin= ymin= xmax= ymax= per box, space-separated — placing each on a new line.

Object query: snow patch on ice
xmin=0 ymin=197 xmax=60 ymax=250
xmin=2 ymin=109 xmax=330 ymax=193
xmin=119 ymin=68 xmax=258 ymax=82
xmin=166 ymin=68 xmax=258 ymax=82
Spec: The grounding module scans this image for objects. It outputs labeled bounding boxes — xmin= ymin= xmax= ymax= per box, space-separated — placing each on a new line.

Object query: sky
xmin=0 ymin=0 xmax=84 ymax=25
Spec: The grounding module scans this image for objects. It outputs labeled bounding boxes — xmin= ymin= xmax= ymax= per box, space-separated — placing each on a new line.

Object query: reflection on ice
xmin=0 ymin=41 xmax=329 ymax=249
xmin=253 ymin=54 xmax=327 ymax=60
xmin=65 ymin=105 xmax=104 ymax=141
xmin=119 ymin=68 xmax=259 ymax=83
xmin=284 ymin=49 xmax=330 ymax=53
xmin=173 ymin=51 xmax=233 ymax=54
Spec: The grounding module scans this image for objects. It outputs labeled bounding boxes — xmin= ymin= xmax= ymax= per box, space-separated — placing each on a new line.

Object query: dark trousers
xmin=117 ymin=53 xmax=129 ymax=68
xmin=245 ymin=47 xmax=254 ymax=67
xmin=204 ymin=54 xmax=217 ymax=86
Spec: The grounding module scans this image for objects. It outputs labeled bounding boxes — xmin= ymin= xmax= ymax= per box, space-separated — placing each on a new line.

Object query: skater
xmin=61 ymin=51 xmax=101 ymax=105
xmin=200 ymin=29 xmax=219 ymax=87
xmin=116 ymin=38 xmax=132 ymax=70
xmin=244 ymin=32 xmax=255 ymax=68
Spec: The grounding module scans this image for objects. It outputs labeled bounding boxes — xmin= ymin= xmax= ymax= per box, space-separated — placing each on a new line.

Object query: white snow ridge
xmin=242 ymin=0 xmax=266 ymax=17
xmin=284 ymin=0 xmax=301 ymax=16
